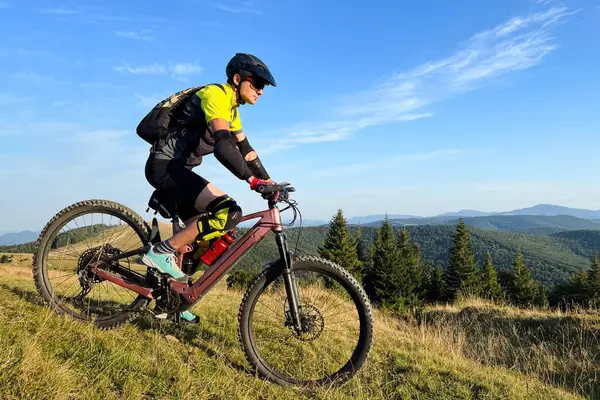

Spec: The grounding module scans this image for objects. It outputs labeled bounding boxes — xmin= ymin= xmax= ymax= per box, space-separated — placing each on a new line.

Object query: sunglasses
xmin=244 ymin=76 xmax=266 ymax=91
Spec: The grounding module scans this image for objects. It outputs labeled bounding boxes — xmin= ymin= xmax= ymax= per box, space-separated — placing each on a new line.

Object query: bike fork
xmin=276 ymin=232 xmax=303 ymax=333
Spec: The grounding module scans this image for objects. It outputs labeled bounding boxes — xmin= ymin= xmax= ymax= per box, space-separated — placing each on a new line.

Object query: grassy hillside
xmin=0 ymin=257 xmax=592 ymax=399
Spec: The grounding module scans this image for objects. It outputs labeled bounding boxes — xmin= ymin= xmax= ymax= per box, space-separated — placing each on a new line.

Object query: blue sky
xmin=1 ymin=0 xmax=599 ymax=232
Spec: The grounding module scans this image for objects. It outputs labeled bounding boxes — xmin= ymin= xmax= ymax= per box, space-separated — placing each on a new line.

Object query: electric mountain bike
xmin=32 ymin=182 xmax=374 ymax=388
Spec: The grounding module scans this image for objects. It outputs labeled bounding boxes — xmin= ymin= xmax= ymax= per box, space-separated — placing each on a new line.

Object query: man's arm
xmin=209 ymin=119 xmax=254 ymax=183
xmin=234 ymin=130 xmax=271 ymax=181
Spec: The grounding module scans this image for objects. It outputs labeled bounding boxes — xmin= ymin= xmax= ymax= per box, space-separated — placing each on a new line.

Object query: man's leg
xmin=165 ymin=183 xmax=228 ymax=249
xmin=143 ymin=158 xmax=243 ymax=322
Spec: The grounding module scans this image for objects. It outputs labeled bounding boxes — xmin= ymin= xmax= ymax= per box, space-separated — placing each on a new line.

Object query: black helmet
xmin=226 ymin=53 xmax=277 ymax=87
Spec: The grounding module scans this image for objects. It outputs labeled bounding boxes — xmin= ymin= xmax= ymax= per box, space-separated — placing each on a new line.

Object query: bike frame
xmin=89 ymin=203 xmax=303 ymax=330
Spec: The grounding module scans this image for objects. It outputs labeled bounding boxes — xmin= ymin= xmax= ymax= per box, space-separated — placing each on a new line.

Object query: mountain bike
xmin=31 ymin=182 xmax=374 ymax=388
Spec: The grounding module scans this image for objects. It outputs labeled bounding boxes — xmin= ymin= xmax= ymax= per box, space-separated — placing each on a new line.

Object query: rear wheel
xmin=32 ymin=199 xmax=152 ymax=330
xmin=238 ymin=255 xmax=374 ymax=388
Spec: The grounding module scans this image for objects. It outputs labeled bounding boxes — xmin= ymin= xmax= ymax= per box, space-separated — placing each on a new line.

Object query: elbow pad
xmin=237 ymin=137 xmax=254 ymax=158
xmin=213 ymin=129 xmax=252 ymax=180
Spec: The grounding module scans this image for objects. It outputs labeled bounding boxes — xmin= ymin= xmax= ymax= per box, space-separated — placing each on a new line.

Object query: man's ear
xmin=233 ymin=73 xmax=241 ymax=86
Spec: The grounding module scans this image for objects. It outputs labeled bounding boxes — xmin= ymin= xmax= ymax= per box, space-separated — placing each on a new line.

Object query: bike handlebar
xmin=256 ymin=181 xmax=295 ymax=194
xmin=255 ymin=181 xmax=296 ymax=203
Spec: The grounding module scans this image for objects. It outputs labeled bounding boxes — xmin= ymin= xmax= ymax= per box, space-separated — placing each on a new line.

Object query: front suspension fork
xmin=276 ymin=232 xmax=303 ymax=333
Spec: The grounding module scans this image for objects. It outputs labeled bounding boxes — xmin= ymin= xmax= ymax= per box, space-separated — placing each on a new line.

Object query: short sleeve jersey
xmin=151 ymin=83 xmax=242 ymax=167
xmin=197 ymin=83 xmax=243 ymax=133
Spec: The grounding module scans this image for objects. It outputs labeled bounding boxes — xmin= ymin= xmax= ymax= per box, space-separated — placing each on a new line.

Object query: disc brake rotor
xmin=284 ymin=304 xmax=325 ymax=342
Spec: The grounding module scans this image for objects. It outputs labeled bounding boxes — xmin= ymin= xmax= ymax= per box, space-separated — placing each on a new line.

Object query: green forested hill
xmin=233 ymin=224 xmax=598 ymax=288
xmin=550 ymin=230 xmax=600 ymax=258
xmin=4 ymin=220 xmax=600 ymax=289
xmin=370 ymin=215 xmax=600 ymax=231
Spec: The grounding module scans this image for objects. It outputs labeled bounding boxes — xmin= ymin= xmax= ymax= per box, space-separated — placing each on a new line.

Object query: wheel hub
xmin=77 ymin=244 xmax=122 ymax=287
xmin=284 ymin=304 xmax=325 ymax=341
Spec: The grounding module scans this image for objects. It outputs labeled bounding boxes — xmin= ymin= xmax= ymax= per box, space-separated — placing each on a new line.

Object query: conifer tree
xmin=354 ymin=224 xmax=370 ymax=268
xmin=587 ymin=250 xmax=600 ymax=299
xmin=397 ymin=227 xmax=422 ymax=296
xmin=482 ymin=252 xmax=503 ymax=302
xmin=426 ymin=265 xmax=445 ymax=302
xmin=318 ymin=209 xmax=363 ymax=281
xmin=444 ymin=218 xmax=480 ymax=300
xmin=510 ymin=249 xmax=537 ymax=306
xmin=363 ymin=216 xmax=402 ymax=305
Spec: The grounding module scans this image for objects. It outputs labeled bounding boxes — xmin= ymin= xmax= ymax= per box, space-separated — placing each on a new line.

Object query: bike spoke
xmin=248 ymin=267 xmax=364 ymax=383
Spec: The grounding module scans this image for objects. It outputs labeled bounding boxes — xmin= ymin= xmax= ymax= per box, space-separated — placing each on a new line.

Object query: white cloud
xmin=0 ymin=92 xmax=31 ymax=106
xmin=338 ymin=6 xmax=575 ymax=117
xmin=115 ymin=30 xmax=154 ymax=42
xmin=114 ymin=63 xmax=166 ymax=75
xmin=41 ymin=7 xmax=81 ymax=14
xmin=133 ymin=92 xmax=165 ymax=109
xmin=263 ymin=6 xmax=574 ymax=153
xmin=114 ymin=62 xmax=203 ymax=81
xmin=310 ymin=148 xmax=462 ymax=179
xmin=12 ymin=71 xmax=66 ymax=85
xmin=214 ymin=3 xmax=263 ymax=15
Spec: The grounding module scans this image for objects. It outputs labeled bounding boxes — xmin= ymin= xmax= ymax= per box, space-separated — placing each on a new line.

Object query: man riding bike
xmin=140 ymin=53 xmax=280 ymax=323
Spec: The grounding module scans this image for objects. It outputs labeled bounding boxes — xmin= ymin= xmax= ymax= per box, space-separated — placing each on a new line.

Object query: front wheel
xmin=237 ymin=255 xmax=374 ymax=389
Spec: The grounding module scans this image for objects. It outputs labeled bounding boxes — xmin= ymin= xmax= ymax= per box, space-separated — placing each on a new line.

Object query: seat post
xmin=171 ymin=215 xmax=186 ymax=234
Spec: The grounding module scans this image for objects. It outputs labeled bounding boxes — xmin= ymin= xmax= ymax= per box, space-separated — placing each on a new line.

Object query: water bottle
xmin=201 ymin=229 xmax=237 ymax=266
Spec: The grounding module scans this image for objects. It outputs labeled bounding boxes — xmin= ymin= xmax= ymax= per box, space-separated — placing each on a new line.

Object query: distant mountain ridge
xmin=3 ymin=204 xmax=600 ymax=245
xmin=351 ymin=204 xmax=600 ymax=224
xmin=347 ymin=214 xmax=421 ymax=225
xmin=0 ymin=231 xmax=39 ymax=246
xmin=364 ymin=214 xmax=600 ymax=232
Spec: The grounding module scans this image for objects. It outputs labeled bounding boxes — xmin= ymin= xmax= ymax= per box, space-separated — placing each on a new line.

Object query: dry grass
xmin=0 ymin=259 xmax=590 ymax=399
xmin=414 ymin=297 xmax=600 ymax=398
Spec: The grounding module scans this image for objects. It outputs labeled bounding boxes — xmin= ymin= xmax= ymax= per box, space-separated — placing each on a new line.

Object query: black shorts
xmin=145 ymin=154 xmax=210 ymax=221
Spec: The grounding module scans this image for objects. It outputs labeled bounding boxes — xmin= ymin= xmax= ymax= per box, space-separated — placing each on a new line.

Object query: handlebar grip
xmin=257 ymin=184 xmax=282 ymax=193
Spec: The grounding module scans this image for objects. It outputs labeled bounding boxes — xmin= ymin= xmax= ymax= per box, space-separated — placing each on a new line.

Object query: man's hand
xmin=249 ymin=177 xmax=280 ymax=201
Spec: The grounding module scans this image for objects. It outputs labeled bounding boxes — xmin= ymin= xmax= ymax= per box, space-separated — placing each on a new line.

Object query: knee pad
xmin=197 ymin=196 xmax=242 ymax=240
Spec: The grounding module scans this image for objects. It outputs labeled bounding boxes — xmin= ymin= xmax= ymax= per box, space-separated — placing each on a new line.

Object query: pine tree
xmin=397 ymin=227 xmax=422 ymax=297
xmin=363 ymin=216 xmax=402 ymax=305
xmin=354 ymin=224 xmax=370 ymax=268
xmin=587 ymin=250 xmax=600 ymax=299
xmin=318 ymin=209 xmax=363 ymax=281
xmin=426 ymin=265 xmax=445 ymax=302
xmin=444 ymin=218 xmax=480 ymax=300
xmin=510 ymin=249 xmax=537 ymax=306
xmin=481 ymin=252 xmax=503 ymax=302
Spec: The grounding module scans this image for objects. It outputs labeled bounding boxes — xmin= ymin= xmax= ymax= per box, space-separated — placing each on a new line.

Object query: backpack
xmin=136 ymin=84 xmax=227 ymax=145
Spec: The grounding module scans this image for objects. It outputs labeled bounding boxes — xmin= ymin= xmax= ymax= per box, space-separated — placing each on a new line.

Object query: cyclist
xmin=141 ymin=53 xmax=279 ymax=323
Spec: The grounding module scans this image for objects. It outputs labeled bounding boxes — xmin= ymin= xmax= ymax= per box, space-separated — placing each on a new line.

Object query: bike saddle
xmin=147 ymin=189 xmax=178 ymax=219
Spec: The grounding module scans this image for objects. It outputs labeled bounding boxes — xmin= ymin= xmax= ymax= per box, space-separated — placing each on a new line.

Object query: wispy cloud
xmin=133 ymin=92 xmax=164 ymax=109
xmin=338 ymin=6 xmax=575 ymax=118
xmin=115 ymin=30 xmax=154 ymax=42
xmin=0 ymin=92 xmax=31 ymax=106
xmin=40 ymin=7 xmax=170 ymax=24
xmin=213 ymin=2 xmax=263 ymax=15
xmin=12 ymin=71 xmax=66 ymax=85
xmin=41 ymin=7 xmax=81 ymax=14
xmin=262 ymin=6 xmax=575 ymax=153
xmin=114 ymin=62 xmax=203 ymax=81
xmin=310 ymin=148 xmax=462 ymax=179
xmin=0 ymin=2 xmax=9 ymax=9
